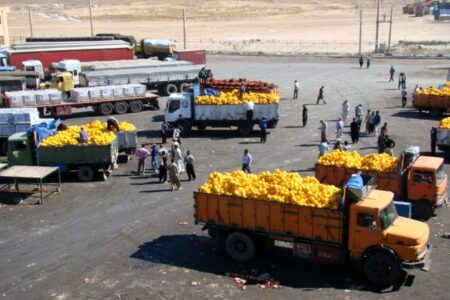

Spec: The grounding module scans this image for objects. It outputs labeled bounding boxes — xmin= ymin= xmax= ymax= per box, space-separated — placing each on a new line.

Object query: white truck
xmin=164 ymin=85 xmax=279 ymax=135
xmin=0 ymin=108 xmax=57 ymax=155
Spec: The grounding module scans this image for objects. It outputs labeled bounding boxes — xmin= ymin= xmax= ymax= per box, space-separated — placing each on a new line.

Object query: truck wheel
xmin=77 ymin=166 xmax=95 ymax=182
xmin=1 ymin=140 xmax=8 ymax=156
xmin=129 ymin=100 xmax=143 ymax=113
xmin=114 ymin=102 xmax=128 ymax=114
xmin=225 ymin=231 xmax=256 ymax=262
xmin=98 ymin=103 xmax=114 ymax=116
xmin=430 ymin=108 xmax=443 ymax=118
xmin=164 ymin=83 xmax=178 ymax=96
xmin=237 ymin=123 xmax=253 ymax=136
xmin=179 ymin=82 xmax=191 ymax=92
xmin=413 ymin=200 xmax=434 ymax=220
xmin=177 ymin=121 xmax=192 ymax=135
xmin=363 ymin=252 xmax=400 ymax=286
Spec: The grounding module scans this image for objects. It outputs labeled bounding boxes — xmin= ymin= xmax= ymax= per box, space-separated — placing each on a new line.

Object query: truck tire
xmin=114 ymin=102 xmax=128 ymax=114
xmin=1 ymin=140 xmax=8 ymax=156
xmin=413 ymin=200 xmax=434 ymax=220
xmin=363 ymin=252 xmax=400 ymax=286
xmin=237 ymin=123 xmax=253 ymax=136
xmin=129 ymin=100 xmax=143 ymax=113
xmin=177 ymin=120 xmax=192 ymax=135
xmin=77 ymin=166 xmax=95 ymax=182
xmin=179 ymin=82 xmax=191 ymax=92
xmin=98 ymin=103 xmax=114 ymax=116
xmin=430 ymin=108 xmax=443 ymax=118
xmin=225 ymin=231 xmax=256 ymax=262
xmin=164 ymin=83 xmax=178 ymax=96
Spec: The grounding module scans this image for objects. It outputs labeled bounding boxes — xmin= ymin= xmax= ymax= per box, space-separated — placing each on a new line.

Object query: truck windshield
xmin=436 ymin=163 xmax=446 ymax=185
xmin=380 ymin=202 xmax=398 ymax=230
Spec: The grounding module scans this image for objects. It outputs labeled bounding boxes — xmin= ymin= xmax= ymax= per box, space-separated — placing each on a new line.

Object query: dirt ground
xmin=0 ymin=55 xmax=449 ymax=299
xmin=3 ymin=0 xmax=450 ymax=55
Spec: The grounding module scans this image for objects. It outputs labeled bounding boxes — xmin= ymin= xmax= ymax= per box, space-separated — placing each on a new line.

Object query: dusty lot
xmin=4 ymin=0 xmax=450 ymax=55
xmin=0 ymin=55 xmax=449 ymax=299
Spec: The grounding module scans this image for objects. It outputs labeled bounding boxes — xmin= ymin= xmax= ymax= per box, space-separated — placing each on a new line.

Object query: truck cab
xmin=21 ymin=60 xmax=44 ymax=80
xmin=57 ymin=59 xmax=81 ymax=86
xmin=164 ymin=92 xmax=193 ymax=124
xmin=7 ymin=132 xmax=34 ymax=166
xmin=40 ymin=72 xmax=75 ymax=93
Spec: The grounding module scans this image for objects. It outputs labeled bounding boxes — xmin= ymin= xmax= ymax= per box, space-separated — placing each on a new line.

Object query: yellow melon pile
xmin=439 ymin=117 xmax=450 ymax=129
xmin=416 ymin=86 xmax=450 ymax=97
xmin=318 ymin=150 xmax=398 ymax=172
xmin=198 ymin=170 xmax=341 ymax=209
xmin=195 ymin=89 xmax=279 ymax=105
xmin=40 ymin=120 xmax=135 ymax=147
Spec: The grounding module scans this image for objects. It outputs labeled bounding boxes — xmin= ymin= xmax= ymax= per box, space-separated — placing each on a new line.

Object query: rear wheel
xmin=177 ymin=120 xmax=192 ymax=135
xmin=413 ymin=200 xmax=434 ymax=220
xmin=430 ymin=108 xmax=443 ymax=118
xmin=179 ymin=82 xmax=191 ymax=92
xmin=114 ymin=102 xmax=128 ymax=114
xmin=98 ymin=103 xmax=114 ymax=116
xmin=237 ymin=122 xmax=253 ymax=136
xmin=225 ymin=231 xmax=256 ymax=262
xmin=164 ymin=83 xmax=178 ymax=96
xmin=363 ymin=252 xmax=400 ymax=286
xmin=77 ymin=166 xmax=95 ymax=182
xmin=129 ymin=100 xmax=143 ymax=113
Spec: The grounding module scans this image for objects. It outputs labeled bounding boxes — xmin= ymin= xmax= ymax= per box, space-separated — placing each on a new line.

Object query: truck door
xmin=164 ymin=95 xmax=192 ymax=122
xmin=8 ymin=140 xmax=34 ymax=166
xmin=408 ymin=169 xmax=435 ymax=201
xmin=350 ymin=210 xmax=380 ymax=256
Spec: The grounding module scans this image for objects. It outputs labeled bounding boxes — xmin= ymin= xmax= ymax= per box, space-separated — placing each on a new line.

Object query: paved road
xmin=0 ymin=56 xmax=449 ymax=300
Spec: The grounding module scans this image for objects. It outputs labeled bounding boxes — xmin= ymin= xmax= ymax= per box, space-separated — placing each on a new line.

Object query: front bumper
xmin=401 ymin=244 xmax=432 ymax=271
xmin=435 ymin=191 xmax=447 ymax=207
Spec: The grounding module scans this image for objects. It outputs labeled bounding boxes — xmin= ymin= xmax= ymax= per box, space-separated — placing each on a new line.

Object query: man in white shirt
xmin=341 ymin=100 xmax=350 ymax=122
xmin=336 ymin=117 xmax=344 ymax=139
xmin=320 ymin=120 xmax=328 ymax=143
xmin=241 ymin=149 xmax=252 ymax=173
xmin=293 ymin=80 xmax=299 ymax=99
xmin=245 ymin=101 xmax=255 ymax=122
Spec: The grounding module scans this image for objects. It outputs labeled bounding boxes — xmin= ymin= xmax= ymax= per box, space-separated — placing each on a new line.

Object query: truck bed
xmin=413 ymin=94 xmax=450 ymax=110
xmin=194 ymin=192 xmax=344 ymax=244
xmin=195 ymin=104 xmax=279 ymax=121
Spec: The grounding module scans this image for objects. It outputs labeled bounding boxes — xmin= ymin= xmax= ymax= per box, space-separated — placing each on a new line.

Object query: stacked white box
xmin=100 ymin=87 xmax=113 ymax=100
xmin=70 ymin=88 xmax=89 ymax=103
xmin=36 ymin=91 xmax=50 ymax=106
xmin=123 ymin=85 xmax=135 ymax=97
xmin=23 ymin=92 xmax=37 ymax=107
xmin=49 ymin=90 xmax=63 ymax=105
xmin=134 ymin=84 xmax=146 ymax=96
xmin=88 ymin=88 xmax=101 ymax=100
xmin=5 ymin=92 xmax=24 ymax=107
xmin=112 ymin=87 xmax=124 ymax=98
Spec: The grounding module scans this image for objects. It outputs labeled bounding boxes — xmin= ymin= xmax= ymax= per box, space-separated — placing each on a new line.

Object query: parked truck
xmin=315 ymin=148 xmax=447 ymax=220
xmin=7 ymin=128 xmax=119 ymax=182
xmin=164 ymin=84 xmax=279 ymax=135
xmin=134 ymin=39 xmax=175 ymax=60
xmin=195 ymin=175 xmax=431 ymax=286
xmin=3 ymin=82 xmax=159 ymax=117
xmin=433 ymin=1 xmax=450 ymax=20
xmin=412 ymin=90 xmax=450 ymax=117
xmin=0 ymin=108 xmax=56 ymax=155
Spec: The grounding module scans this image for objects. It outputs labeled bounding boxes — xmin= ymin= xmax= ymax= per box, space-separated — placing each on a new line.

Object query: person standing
xmin=380 ymin=122 xmax=388 ymax=136
xmin=318 ymin=141 xmax=329 ymax=157
xmin=245 ymin=100 xmax=255 ymax=122
xmin=198 ymin=67 xmax=207 ymax=84
xmin=384 ymin=135 xmax=396 ymax=156
xmin=355 ymin=104 xmax=363 ymax=123
xmin=320 ymin=120 xmax=328 ymax=143
xmin=168 ymin=158 xmax=182 ymax=191
xmin=373 ymin=111 xmax=381 ymax=136
xmin=77 ymin=127 xmax=89 ymax=143
xmin=364 ymin=109 xmax=371 ymax=134
xmin=336 ymin=117 xmax=344 ymax=139
xmin=259 ymin=117 xmax=268 ymax=143
xmin=368 ymin=111 xmax=375 ymax=136
xmin=184 ymin=150 xmax=196 ymax=181
xmin=241 ymin=149 xmax=252 ymax=173
xmin=158 ymin=149 xmax=168 ymax=183
xmin=401 ymin=89 xmax=407 ymax=108
xmin=239 ymin=80 xmax=246 ymax=99
xmin=161 ymin=121 xmax=170 ymax=144
xmin=150 ymin=144 xmax=159 ymax=173
xmin=173 ymin=126 xmax=181 ymax=144
xmin=293 ymin=80 xmax=299 ymax=99
xmin=350 ymin=118 xmax=359 ymax=144
xmin=431 ymin=127 xmax=437 ymax=156
xmin=302 ymin=105 xmax=308 ymax=127
xmin=398 ymin=73 xmax=403 ymax=90
xmin=359 ymin=56 xmax=364 ymax=68
xmin=366 ymin=55 xmax=371 ymax=69
xmin=135 ymin=144 xmax=150 ymax=176
xmin=377 ymin=134 xmax=387 ymax=154
xmin=316 ymin=86 xmax=326 ymax=104
xmin=389 ymin=66 xmax=395 ymax=82
xmin=173 ymin=143 xmax=185 ymax=174
xmin=341 ymin=100 xmax=350 ymax=122
xmin=401 ymin=73 xmax=407 ymax=89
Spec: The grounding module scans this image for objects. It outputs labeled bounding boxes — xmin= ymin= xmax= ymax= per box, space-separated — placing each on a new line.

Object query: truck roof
xmin=9 ymin=41 xmax=133 ymax=54
xmin=81 ymin=64 xmax=204 ymax=79
xmin=412 ymin=156 xmax=444 ymax=170
xmin=355 ymin=189 xmax=393 ymax=209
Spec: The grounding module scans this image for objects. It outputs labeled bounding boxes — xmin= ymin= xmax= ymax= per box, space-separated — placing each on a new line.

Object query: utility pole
xmin=28 ymin=6 xmax=34 ymax=37
xmin=358 ymin=9 xmax=362 ymax=55
xmin=374 ymin=0 xmax=380 ymax=53
xmin=387 ymin=7 xmax=393 ymax=55
xmin=182 ymin=9 xmax=187 ymax=50
xmin=89 ymin=0 xmax=94 ymax=37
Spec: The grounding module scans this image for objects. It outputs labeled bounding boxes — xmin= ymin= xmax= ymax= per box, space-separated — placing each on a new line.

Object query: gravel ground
xmin=0 ymin=55 xmax=449 ymax=300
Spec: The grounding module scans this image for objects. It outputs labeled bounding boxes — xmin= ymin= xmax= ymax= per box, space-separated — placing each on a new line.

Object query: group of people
xmin=359 ymin=55 xmax=372 ymax=69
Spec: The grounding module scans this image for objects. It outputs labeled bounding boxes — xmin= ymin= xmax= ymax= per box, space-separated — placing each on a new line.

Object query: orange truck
xmin=194 ymin=175 xmax=431 ymax=286
xmin=315 ymin=148 xmax=447 ymax=220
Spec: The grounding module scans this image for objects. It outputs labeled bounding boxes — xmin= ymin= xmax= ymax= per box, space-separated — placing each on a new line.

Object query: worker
xmin=239 ymin=80 xmax=246 ymax=99
xmin=198 ymin=67 xmax=207 ymax=83
xmin=259 ymin=117 xmax=268 ymax=143
xmin=401 ymin=89 xmax=407 ymax=108
xmin=318 ymin=141 xmax=329 ymax=157
xmin=316 ymin=86 xmax=326 ymax=104
xmin=77 ymin=127 xmax=89 ymax=143
xmin=293 ymin=80 xmax=299 ymax=99
xmin=366 ymin=55 xmax=372 ymax=69
xmin=359 ymin=56 xmax=363 ymax=68
xmin=57 ymin=123 xmax=68 ymax=131
xmin=389 ymin=66 xmax=395 ymax=82
xmin=319 ymin=120 xmax=328 ymax=143
xmin=245 ymin=100 xmax=254 ymax=122
xmin=106 ymin=117 xmax=121 ymax=131
xmin=302 ymin=105 xmax=308 ymax=127
xmin=431 ymin=127 xmax=437 ymax=156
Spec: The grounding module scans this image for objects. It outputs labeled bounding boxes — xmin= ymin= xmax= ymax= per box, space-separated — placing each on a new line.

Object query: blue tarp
xmin=27 ymin=122 xmax=56 ymax=147
xmin=202 ymin=88 xmax=220 ymax=97
xmin=347 ymin=173 xmax=364 ymax=189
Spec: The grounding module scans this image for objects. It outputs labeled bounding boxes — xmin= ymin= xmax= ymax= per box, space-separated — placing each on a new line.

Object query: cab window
xmin=357 ymin=213 xmax=376 ymax=228
xmin=168 ymin=100 xmax=180 ymax=113
xmin=12 ymin=141 xmax=27 ymax=151
xmin=413 ymin=170 xmax=434 ymax=185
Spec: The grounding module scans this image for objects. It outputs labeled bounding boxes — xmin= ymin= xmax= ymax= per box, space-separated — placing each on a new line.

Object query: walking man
xmin=168 ymin=158 xmax=182 ymax=191
xmin=401 ymin=89 xmax=407 ymax=108
xmin=184 ymin=150 xmax=196 ymax=181
xmin=320 ymin=120 xmax=328 ymax=143
xmin=355 ymin=104 xmax=363 ymax=123
xmin=173 ymin=126 xmax=181 ymax=144
xmin=377 ymin=134 xmax=387 ymax=154
xmin=341 ymin=100 xmax=350 ymax=122
xmin=389 ymin=66 xmax=395 ymax=82
xmin=293 ymin=80 xmax=299 ymax=99
xmin=242 ymin=149 xmax=252 ymax=173
xmin=336 ymin=117 xmax=344 ymax=139
xmin=373 ymin=111 xmax=381 ymax=136
xmin=366 ymin=55 xmax=371 ymax=69
xmin=158 ymin=149 xmax=168 ymax=183
xmin=350 ymin=118 xmax=359 ymax=144
xmin=431 ymin=127 xmax=437 ymax=156
xmin=259 ymin=117 xmax=268 ymax=143
xmin=302 ymin=105 xmax=308 ymax=127
xmin=161 ymin=121 xmax=170 ymax=144
xmin=316 ymin=86 xmax=326 ymax=104
xmin=359 ymin=56 xmax=364 ymax=68
xmin=135 ymin=144 xmax=150 ymax=176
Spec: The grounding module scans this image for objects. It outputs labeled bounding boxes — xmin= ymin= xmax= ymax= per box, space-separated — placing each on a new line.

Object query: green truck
xmin=7 ymin=132 xmax=119 ymax=181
